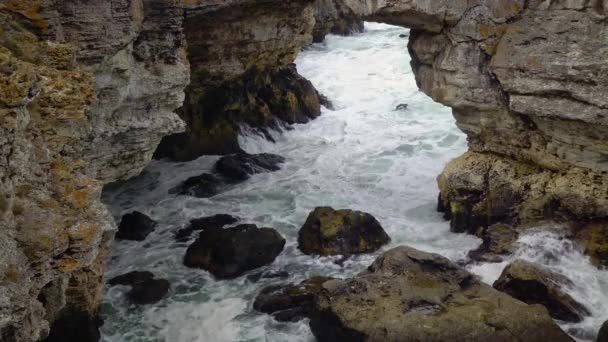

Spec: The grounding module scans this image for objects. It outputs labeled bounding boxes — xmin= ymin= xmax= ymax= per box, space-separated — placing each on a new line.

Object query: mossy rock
xmin=297 ymin=207 xmax=390 ymax=256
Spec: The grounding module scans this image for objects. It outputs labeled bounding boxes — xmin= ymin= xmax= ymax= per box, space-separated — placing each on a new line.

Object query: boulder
xmin=115 ymin=211 xmax=157 ymax=241
xmin=493 ymin=259 xmax=590 ymax=322
xmin=598 ymin=321 xmax=608 ymax=342
xmin=468 ymin=224 xmax=518 ymax=262
xmin=174 ymin=214 xmax=238 ymax=242
xmin=107 ymin=271 xmax=170 ymax=305
xmin=183 ymin=224 xmax=285 ymax=279
xmin=169 ymin=173 xmax=223 ymax=198
xmin=394 ymin=103 xmax=408 ymax=111
xmin=310 ymin=246 xmax=572 ymax=342
xmin=298 ymin=207 xmax=390 ymax=256
xmin=214 ymin=153 xmax=285 ymax=182
xmin=254 ymin=276 xmax=335 ymax=322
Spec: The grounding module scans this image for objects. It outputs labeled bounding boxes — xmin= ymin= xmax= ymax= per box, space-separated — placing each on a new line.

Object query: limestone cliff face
xmin=0 ymin=1 xmax=188 ymax=340
xmin=362 ymin=0 xmax=608 ymax=262
xmin=312 ymin=0 xmax=366 ymax=43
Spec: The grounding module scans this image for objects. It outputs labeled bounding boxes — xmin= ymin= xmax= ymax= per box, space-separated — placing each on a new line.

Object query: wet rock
xmin=175 ymin=214 xmax=238 ymax=242
xmin=468 ymin=224 xmax=518 ymax=262
xmin=183 ymin=224 xmax=285 ymax=279
xmin=493 ymin=259 xmax=590 ymax=322
xmin=312 ymin=0 xmax=365 ymax=43
xmin=115 ymin=212 xmax=157 ymax=241
xmin=42 ymin=308 xmax=102 ymax=342
xmin=598 ymin=321 xmax=608 ymax=342
xmin=319 ymin=94 xmax=335 ymax=110
xmin=247 ymin=270 xmax=290 ymax=283
xmin=169 ymin=173 xmax=223 ymax=198
xmin=394 ymin=103 xmax=408 ymax=111
xmin=575 ymin=221 xmax=608 ymax=268
xmin=254 ymin=276 xmax=335 ymax=322
xmin=310 ymin=246 xmax=572 ymax=342
xmin=399 ymin=33 xmax=408 ymax=38
xmin=107 ymin=271 xmax=170 ymax=305
xmin=215 ymin=153 xmax=285 ymax=182
xmin=108 ymin=271 xmax=154 ymax=287
xmin=298 ymin=207 xmax=390 ymax=256
xmin=127 ymin=278 xmax=170 ymax=305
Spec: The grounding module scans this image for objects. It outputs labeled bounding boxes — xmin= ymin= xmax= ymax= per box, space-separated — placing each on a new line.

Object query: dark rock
xmin=115 ymin=211 xmax=157 ymax=241
xmin=127 ymin=278 xmax=170 ymax=305
xmin=215 ymin=153 xmax=285 ymax=182
xmin=598 ymin=321 xmax=608 ymax=342
xmin=575 ymin=221 xmax=608 ymax=268
xmin=399 ymin=33 xmax=408 ymax=38
xmin=183 ymin=224 xmax=286 ymax=279
xmin=175 ymin=214 xmax=238 ymax=242
xmin=468 ymin=224 xmax=518 ymax=262
xmin=42 ymin=308 xmax=102 ymax=342
xmin=169 ymin=173 xmax=223 ymax=198
xmin=319 ymin=93 xmax=335 ymax=110
xmin=493 ymin=259 xmax=590 ymax=322
xmin=247 ymin=270 xmax=290 ymax=283
xmin=394 ymin=103 xmax=408 ymax=110
xmin=298 ymin=207 xmax=390 ymax=256
xmin=253 ymin=276 xmax=335 ymax=322
xmin=108 ymin=271 xmax=154 ymax=286
xmin=309 ymin=246 xmax=572 ymax=342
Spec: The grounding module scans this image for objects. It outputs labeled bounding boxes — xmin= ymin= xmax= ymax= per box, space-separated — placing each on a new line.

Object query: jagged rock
xmin=215 ymin=153 xmax=285 ymax=182
xmin=598 ymin=321 xmax=608 ymax=342
xmin=254 ymin=276 xmax=335 ymax=322
xmin=127 ymin=278 xmax=170 ymax=305
xmin=108 ymin=271 xmax=169 ymax=305
xmin=183 ymin=224 xmax=285 ymax=279
xmin=247 ymin=270 xmax=290 ymax=283
xmin=493 ymin=259 xmax=590 ymax=323
xmin=175 ymin=214 xmax=238 ymax=242
xmin=468 ymin=224 xmax=518 ymax=262
xmin=310 ymin=246 xmax=572 ymax=342
xmin=115 ymin=212 xmax=157 ymax=241
xmin=298 ymin=207 xmax=390 ymax=256
xmin=169 ymin=173 xmax=223 ymax=198
xmin=312 ymin=0 xmax=365 ymax=43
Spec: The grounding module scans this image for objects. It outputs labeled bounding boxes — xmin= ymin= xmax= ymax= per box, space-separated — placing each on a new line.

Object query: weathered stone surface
xmin=215 ymin=153 xmax=285 ymax=182
xmin=575 ymin=221 xmax=608 ymax=268
xmin=183 ymin=224 xmax=286 ymax=279
xmin=468 ymin=224 xmax=518 ymax=262
xmin=115 ymin=212 xmax=156 ymax=241
xmin=298 ymin=207 xmax=390 ymax=256
xmin=254 ymin=276 xmax=335 ymax=322
xmin=310 ymin=246 xmax=572 ymax=342
xmin=312 ymin=0 xmax=365 ymax=43
xmin=494 ymin=259 xmax=590 ymax=322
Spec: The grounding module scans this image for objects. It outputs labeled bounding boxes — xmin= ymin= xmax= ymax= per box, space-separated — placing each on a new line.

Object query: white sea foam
xmin=100 ymin=23 xmax=606 ymax=341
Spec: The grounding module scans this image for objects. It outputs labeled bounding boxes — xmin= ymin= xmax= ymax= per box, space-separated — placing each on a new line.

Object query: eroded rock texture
xmin=358 ymin=1 xmax=608 ymax=258
xmin=312 ymin=0 xmax=366 ymax=42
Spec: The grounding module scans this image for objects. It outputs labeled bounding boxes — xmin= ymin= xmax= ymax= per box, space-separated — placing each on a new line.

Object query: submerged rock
xmin=107 ymin=271 xmax=170 ymax=305
xmin=183 ymin=224 xmax=285 ymax=279
xmin=254 ymin=276 xmax=335 ymax=322
xmin=115 ymin=212 xmax=157 ymax=241
xmin=310 ymin=246 xmax=572 ymax=342
xmin=394 ymin=103 xmax=408 ymax=111
xmin=298 ymin=207 xmax=390 ymax=256
xmin=175 ymin=214 xmax=238 ymax=242
xmin=468 ymin=224 xmax=518 ymax=262
xmin=215 ymin=153 xmax=285 ymax=182
xmin=493 ymin=259 xmax=590 ymax=322
xmin=247 ymin=270 xmax=290 ymax=283
xmin=169 ymin=173 xmax=223 ymax=198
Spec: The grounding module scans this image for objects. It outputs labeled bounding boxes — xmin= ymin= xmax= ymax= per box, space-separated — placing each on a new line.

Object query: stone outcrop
xmin=298 ymin=207 xmax=391 ymax=256
xmin=310 ymin=246 xmax=572 ymax=341
xmin=494 ymin=259 xmax=590 ymax=322
xmin=312 ymin=0 xmax=366 ymax=43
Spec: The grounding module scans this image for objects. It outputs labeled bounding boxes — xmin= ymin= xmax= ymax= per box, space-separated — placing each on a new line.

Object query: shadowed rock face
xmin=310 ymin=246 xmax=572 ymax=342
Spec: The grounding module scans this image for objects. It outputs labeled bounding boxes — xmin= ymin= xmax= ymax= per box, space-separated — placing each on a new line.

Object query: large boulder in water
xmin=183 ymin=224 xmax=285 ymax=279
xmin=598 ymin=321 xmax=608 ymax=342
xmin=309 ymin=246 xmax=572 ymax=342
xmin=107 ymin=271 xmax=170 ymax=305
xmin=175 ymin=214 xmax=238 ymax=242
xmin=493 ymin=259 xmax=590 ymax=322
xmin=115 ymin=211 xmax=156 ymax=241
xmin=253 ymin=276 xmax=335 ymax=322
xmin=169 ymin=173 xmax=223 ymax=198
xmin=298 ymin=207 xmax=390 ymax=256
xmin=214 ymin=152 xmax=285 ymax=182
xmin=468 ymin=224 xmax=519 ymax=262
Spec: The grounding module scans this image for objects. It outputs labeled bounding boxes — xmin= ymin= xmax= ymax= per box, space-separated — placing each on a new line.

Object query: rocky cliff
xmin=359 ymin=0 xmax=608 ymax=264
